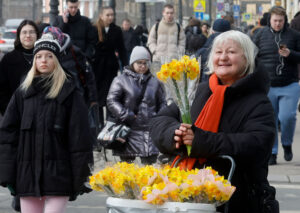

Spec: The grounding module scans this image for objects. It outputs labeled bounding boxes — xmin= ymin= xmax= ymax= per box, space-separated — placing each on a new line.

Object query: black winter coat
xmin=93 ymin=23 xmax=127 ymax=107
xmin=107 ymin=68 xmax=166 ymax=157
xmin=0 ymin=78 xmax=93 ymax=201
xmin=185 ymin=26 xmax=207 ymax=54
xmin=149 ymin=67 xmax=276 ymax=213
xmin=0 ymin=47 xmax=33 ymax=114
xmin=122 ymin=27 xmax=139 ymax=58
xmin=53 ymin=10 xmax=97 ymax=59
xmin=253 ymin=22 xmax=300 ymax=87
xmin=59 ymin=34 xmax=97 ymax=103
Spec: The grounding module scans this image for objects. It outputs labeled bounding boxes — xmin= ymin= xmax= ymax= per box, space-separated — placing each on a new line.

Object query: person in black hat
xmin=195 ymin=19 xmax=231 ymax=82
xmin=0 ymin=34 xmax=93 ymax=213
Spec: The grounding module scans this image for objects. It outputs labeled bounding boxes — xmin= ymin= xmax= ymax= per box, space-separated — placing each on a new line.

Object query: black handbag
xmin=97 ymin=76 xmax=150 ymax=150
xmin=97 ymin=121 xmax=131 ymax=149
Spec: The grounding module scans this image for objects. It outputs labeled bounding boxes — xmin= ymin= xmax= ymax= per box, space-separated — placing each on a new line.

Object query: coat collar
xmin=123 ymin=66 xmax=152 ymax=83
xmin=23 ymin=78 xmax=75 ymax=104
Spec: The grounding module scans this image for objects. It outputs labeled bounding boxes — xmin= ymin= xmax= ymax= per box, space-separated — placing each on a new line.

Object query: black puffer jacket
xmin=253 ymin=17 xmax=300 ymax=87
xmin=53 ymin=10 xmax=97 ymax=59
xmin=150 ymin=66 xmax=277 ymax=213
xmin=59 ymin=34 xmax=97 ymax=103
xmin=107 ymin=67 xmax=166 ymax=157
xmin=0 ymin=78 xmax=93 ymax=201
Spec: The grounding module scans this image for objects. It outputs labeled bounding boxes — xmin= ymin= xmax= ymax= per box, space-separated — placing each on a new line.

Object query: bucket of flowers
xmin=89 ymin=162 xmax=236 ymax=213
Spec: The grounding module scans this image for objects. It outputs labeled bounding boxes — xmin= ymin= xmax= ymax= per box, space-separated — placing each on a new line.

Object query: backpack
xmin=155 ymin=22 xmax=181 ymax=46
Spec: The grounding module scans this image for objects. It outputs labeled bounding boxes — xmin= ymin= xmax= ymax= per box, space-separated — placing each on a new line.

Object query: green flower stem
xmin=172 ymin=78 xmax=192 ymax=156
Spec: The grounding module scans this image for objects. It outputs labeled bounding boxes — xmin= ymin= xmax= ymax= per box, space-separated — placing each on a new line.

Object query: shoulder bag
xmin=97 ymin=77 xmax=150 ymax=150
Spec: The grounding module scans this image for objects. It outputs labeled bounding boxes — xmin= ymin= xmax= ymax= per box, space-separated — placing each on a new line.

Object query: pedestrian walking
xmin=201 ymin=22 xmax=210 ymax=38
xmin=93 ymin=6 xmax=127 ymax=127
xmin=150 ymin=30 xmax=278 ymax=213
xmin=253 ymin=6 xmax=300 ymax=165
xmin=184 ymin=18 xmax=207 ymax=55
xmin=53 ymin=0 xmax=97 ymax=59
xmin=134 ymin=25 xmax=148 ymax=47
xmin=107 ymin=46 xmax=166 ymax=165
xmin=147 ymin=4 xmax=185 ymax=62
xmin=0 ymin=20 xmax=40 ymax=115
xmin=122 ymin=18 xmax=139 ymax=65
xmin=0 ymin=34 xmax=93 ymax=213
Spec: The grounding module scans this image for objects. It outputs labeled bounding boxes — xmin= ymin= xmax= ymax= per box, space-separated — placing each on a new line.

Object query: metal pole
xmin=208 ymin=0 xmax=212 ymax=24
xmin=32 ymin=0 xmax=36 ymax=21
xmin=98 ymin=0 xmax=102 ymax=10
xmin=109 ymin=0 xmax=116 ymax=14
xmin=0 ymin=0 xmax=3 ymax=25
xmin=178 ymin=0 xmax=183 ymax=25
xmin=141 ymin=2 xmax=146 ymax=28
xmin=49 ymin=0 xmax=59 ymax=25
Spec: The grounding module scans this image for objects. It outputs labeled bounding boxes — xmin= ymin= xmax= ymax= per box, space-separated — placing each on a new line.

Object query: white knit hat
xmin=129 ymin=46 xmax=151 ymax=65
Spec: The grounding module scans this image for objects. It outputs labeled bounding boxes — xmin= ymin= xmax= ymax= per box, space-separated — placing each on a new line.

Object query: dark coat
xmin=253 ymin=19 xmax=300 ymax=87
xmin=149 ymin=67 xmax=276 ymax=213
xmin=0 ymin=47 xmax=33 ymax=114
xmin=53 ymin=10 xmax=97 ymax=59
xmin=107 ymin=67 xmax=166 ymax=157
xmin=0 ymin=78 xmax=93 ymax=201
xmin=185 ymin=26 xmax=207 ymax=54
xmin=290 ymin=12 xmax=300 ymax=32
xmin=122 ymin=27 xmax=139 ymax=59
xmin=59 ymin=34 xmax=97 ymax=103
xmin=93 ymin=23 xmax=127 ymax=107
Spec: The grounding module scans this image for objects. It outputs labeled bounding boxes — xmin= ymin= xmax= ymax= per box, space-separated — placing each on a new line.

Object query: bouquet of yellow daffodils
xmin=89 ymin=162 xmax=235 ymax=206
xmin=156 ymin=55 xmax=200 ymax=155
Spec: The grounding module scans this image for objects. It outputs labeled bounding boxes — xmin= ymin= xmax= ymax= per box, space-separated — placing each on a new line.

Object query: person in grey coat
xmin=106 ymin=46 xmax=166 ymax=164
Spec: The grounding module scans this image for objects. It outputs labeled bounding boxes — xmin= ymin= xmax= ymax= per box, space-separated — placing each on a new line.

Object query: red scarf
xmin=171 ymin=74 xmax=229 ymax=170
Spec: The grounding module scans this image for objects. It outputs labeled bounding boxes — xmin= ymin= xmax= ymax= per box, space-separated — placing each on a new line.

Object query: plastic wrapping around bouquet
xmin=106 ymin=197 xmax=217 ymax=213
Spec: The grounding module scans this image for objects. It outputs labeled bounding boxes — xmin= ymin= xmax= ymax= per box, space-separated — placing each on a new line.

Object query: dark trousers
xmin=120 ymin=155 xmax=158 ymax=165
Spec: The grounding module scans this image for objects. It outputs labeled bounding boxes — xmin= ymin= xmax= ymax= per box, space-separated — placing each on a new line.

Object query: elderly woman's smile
xmin=213 ymin=39 xmax=247 ymax=85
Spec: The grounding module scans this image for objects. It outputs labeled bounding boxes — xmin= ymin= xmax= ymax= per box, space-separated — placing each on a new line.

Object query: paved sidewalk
xmin=268 ymin=113 xmax=300 ymax=184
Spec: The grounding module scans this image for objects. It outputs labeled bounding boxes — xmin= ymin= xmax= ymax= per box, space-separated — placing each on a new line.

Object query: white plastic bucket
xmin=106 ymin=197 xmax=216 ymax=213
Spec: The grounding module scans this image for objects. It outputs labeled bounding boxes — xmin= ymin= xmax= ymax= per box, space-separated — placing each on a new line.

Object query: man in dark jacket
xmin=53 ymin=0 xmax=97 ymax=59
xmin=195 ymin=19 xmax=231 ymax=82
xmin=121 ymin=19 xmax=138 ymax=65
xmin=253 ymin=6 xmax=300 ymax=165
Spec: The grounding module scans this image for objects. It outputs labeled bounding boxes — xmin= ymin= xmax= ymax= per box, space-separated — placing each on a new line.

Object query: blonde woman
xmin=0 ymin=34 xmax=93 ymax=213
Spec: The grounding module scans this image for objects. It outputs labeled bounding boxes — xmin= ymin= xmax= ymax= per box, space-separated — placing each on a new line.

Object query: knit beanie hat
xmin=129 ymin=46 xmax=151 ymax=65
xmin=212 ymin=19 xmax=231 ymax=33
xmin=33 ymin=34 xmax=61 ymax=59
xmin=42 ymin=26 xmax=65 ymax=46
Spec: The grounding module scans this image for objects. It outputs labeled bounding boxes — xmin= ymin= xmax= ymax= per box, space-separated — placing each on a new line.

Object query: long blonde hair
xmin=21 ymin=53 xmax=67 ymax=99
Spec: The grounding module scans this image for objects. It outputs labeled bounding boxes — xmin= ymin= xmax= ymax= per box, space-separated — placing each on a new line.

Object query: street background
xmin=0 ymin=112 xmax=300 ymax=212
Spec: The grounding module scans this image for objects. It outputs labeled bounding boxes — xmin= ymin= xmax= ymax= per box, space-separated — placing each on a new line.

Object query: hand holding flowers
xmin=156 ymin=55 xmax=200 ymax=155
xmin=174 ymin=123 xmax=194 ymax=148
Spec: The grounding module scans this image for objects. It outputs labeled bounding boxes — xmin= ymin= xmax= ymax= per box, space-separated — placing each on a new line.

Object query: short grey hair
xmin=206 ymin=30 xmax=257 ymax=76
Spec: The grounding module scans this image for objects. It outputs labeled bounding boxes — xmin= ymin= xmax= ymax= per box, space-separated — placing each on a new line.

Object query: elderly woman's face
xmin=213 ymin=39 xmax=247 ymax=85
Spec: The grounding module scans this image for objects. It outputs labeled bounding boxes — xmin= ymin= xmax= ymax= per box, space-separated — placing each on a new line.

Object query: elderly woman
xmin=150 ymin=31 xmax=278 ymax=213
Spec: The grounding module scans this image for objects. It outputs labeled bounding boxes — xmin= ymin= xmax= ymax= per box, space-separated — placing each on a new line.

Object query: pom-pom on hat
xmin=42 ymin=26 xmax=65 ymax=46
xmin=33 ymin=34 xmax=61 ymax=59
xmin=129 ymin=46 xmax=151 ymax=65
xmin=212 ymin=19 xmax=231 ymax=33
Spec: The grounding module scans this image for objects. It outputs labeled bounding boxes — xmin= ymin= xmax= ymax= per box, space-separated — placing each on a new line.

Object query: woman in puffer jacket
xmin=106 ymin=46 xmax=166 ymax=164
xmin=0 ymin=34 xmax=93 ymax=213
